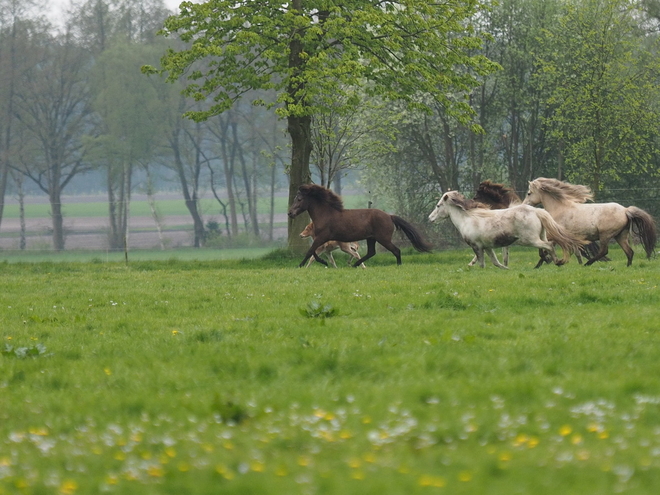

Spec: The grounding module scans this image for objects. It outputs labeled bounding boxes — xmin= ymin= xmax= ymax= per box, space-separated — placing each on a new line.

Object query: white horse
xmin=429 ymin=191 xmax=582 ymax=269
xmin=523 ymin=178 xmax=657 ymax=266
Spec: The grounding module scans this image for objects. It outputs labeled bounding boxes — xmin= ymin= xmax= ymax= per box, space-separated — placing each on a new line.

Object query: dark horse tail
xmin=626 ymin=206 xmax=657 ymax=259
xmin=391 ymin=216 xmax=433 ymax=253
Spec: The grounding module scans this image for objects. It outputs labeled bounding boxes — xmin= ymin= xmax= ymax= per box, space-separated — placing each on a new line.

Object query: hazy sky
xmin=47 ymin=0 xmax=184 ymax=26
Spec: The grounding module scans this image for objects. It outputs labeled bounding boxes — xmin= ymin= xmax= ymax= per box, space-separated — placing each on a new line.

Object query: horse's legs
xmin=584 ymin=238 xmax=611 ymax=266
xmin=327 ymin=251 xmax=338 ymax=268
xmin=353 ymin=238 xmax=377 ymax=267
xmin=615 ymin=230 xmax=634 ymax=267
xmin=348 ymin=244 xmax=366 ymax=269
xmin=377 ymin=238 xmax=402 ymax=265
xmin=468 ymin=255 xmax=478 ymax=266
xmin=299 ymin=239 xmax=330 ymax=268
xmin=502 ymin=247 xmax=509 ymax=267
xmin=486 ymin=248 xmax=508 ymax=269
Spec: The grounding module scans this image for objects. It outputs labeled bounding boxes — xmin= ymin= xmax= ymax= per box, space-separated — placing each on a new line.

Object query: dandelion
xmin=250 ymin=461 xmax=265 ymax=472
xmin=28 ymin=427 xmax=49 ymax=436
xmin=147 ymin=465 xmax=165 ymax=477
xmin=418 ymin=475 xmax=446 ymax=487
xmin=598 ymin=431 xmax=610 ymax=439
xmin=339 ymin=430 xmax=352 ymax=439
xmin=105 ymin=475 xmax=118 ymax=485
xmin=577 ymin=450 xmax=590 ymax=461
xmin=348 ymin=458 xmax=361 ymax=469
xmin=59 ymin=480 xmax=78 ymax=494
xmin=216 ymin=464 xmax=235 ymax=480
xmin=165 ymin=447 xmax=176 ymax=458
xmin=362 ymin=416 xmax=372 ymax=424
xmin=458 ymin=471 xmax=472 ymax=482
xmin=275 ymin=466 xmax=288 ymax=477
xmin=297 ymin=456 xmax=311 ymax=467
xmin=351 ymin=470 xmax=365 ymax=480
xmin=559 ymin=425 xmax=572 ymax=436
xmin=172 ymin=330 xmax=179 ymax=336
xmin=498 ymin=452 xmax=512 ymax=462
xmin=104 ymin=368 xmax=112 ymax=376
xmin=223 ymin=441 xmax=234 ymax=450
xmin=363 ymin=453 xmax=376 ymax=463
xmin=571 ymin=434 xmax=583 ymax=445
xmin=527 ymin=436 xmax=540 ymax=448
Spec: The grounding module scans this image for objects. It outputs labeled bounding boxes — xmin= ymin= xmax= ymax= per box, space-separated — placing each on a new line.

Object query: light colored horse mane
xmin=529 ymin=178 xmax=593 ymax=204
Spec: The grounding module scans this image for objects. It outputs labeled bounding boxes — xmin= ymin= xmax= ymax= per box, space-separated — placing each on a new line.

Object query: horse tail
xmin=535 ymin=209 xmax=582 ymax=264
xmin=391 ymin=215 xmax=433 ymax=253
xmin=626 ymin=206 xmax=657 ymax=259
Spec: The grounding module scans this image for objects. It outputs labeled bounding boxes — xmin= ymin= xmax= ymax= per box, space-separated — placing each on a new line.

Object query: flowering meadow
xmin=1 ymin=248 xmax=659 ymax=494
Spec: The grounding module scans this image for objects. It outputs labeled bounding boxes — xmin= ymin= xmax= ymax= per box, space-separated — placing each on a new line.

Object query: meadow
xmin=1 ymin=247 xmax=659 ymax=494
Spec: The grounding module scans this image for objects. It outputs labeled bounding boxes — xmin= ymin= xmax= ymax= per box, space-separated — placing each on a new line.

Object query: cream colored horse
xmin=523 ymin=178 xmax=657 ymax=266
xmin=429 ymin=191 xmax=582 ymax=269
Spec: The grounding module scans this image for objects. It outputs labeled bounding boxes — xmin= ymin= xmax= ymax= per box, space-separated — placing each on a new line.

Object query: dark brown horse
xmin=288 ymin=184 xmax=432 ymax=267
xmin=473 ymin=180 xmax=522 ymax=209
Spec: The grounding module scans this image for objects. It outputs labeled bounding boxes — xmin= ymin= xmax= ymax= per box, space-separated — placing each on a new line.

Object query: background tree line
xmin=2 ymin=0 xmax=660 ymax=252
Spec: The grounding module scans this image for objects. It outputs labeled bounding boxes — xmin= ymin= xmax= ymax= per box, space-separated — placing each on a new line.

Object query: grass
xmin=1 ymin=247 xmax=659 ymax=494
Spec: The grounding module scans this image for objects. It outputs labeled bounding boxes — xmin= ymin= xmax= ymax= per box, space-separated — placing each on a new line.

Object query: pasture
xmin=1 ymin=248 xmax=659 ymax=494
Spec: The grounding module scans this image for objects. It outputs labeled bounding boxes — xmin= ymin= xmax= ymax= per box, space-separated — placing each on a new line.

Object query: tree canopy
xmin=144 ymin=0 xmax=500 ymax=249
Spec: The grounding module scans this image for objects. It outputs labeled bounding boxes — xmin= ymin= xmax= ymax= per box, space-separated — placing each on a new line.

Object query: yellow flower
xmin=362 ymin=416 xmax=372 ymax=424
xmin=28 ymin=427 xmax=48 ymax=436
xmin=363 ymin=452 xmax=376 ymax=463
xmin=527 ymin=436 xmax=540 ymax=448
xmin=418 ymin=475 xmax=446 ymax=487
xmin=498 ymin=452 xmax=512 ymax=462
xmin=571 ymin=434 xmax=583 ymax=445
xmin=104 ymin=368 xmax=112 ymax=376
xmin=339 ymin=430 xmax=352 ymax=439
xmin=297 ymin=456 xmax=311 ymax=467
xmin=275 ymin=466 xmax=288 ymax=477
xmin=147 ymin=465 xmax=165 ymax=477
xmin=165 ymin=447 xmax=176 ymax=458
xmin=458 ymin=471 xmax=472 ymax=482
xmin=351 ymin=470 xmax=365 ymax=480
xmin=171 ymin=330 xmax=179 ymax=335
xmin=348 ymin=458 xmax=361 ymax=469
xmin=59 ymin=480 xmax=78 ymax=494
xmin=598 ymin=431 xmax=609 ymax=439
xmin=250 ymin=461 xmax=265 ymax=472
xmin=559 ymin=425 xmax=572 ymax=436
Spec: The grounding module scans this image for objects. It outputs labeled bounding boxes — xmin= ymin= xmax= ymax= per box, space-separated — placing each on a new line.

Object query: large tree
xmin=537 ymin=0 xmax=660 ymax=194
xmin=144 ymin=0 xmax=499 ymax=252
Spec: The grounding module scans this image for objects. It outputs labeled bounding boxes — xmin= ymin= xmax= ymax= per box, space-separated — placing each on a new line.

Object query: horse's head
xmin=288 ymin=184 xmax=344 ymax=219
xmin=522 ymin=180 xmax=542 ymax=206
xmin=288 ymin=189 xmax=310 ymax=218
xmin=428 ymin=192 xmax=454 ymax=222
xmin=299 ymin=222 xmax=314 ymax=238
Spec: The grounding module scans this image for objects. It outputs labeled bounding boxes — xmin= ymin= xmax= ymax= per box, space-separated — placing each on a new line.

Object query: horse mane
xmin=473 ymin=180 xmax=521 ymax=208
xmin=530 ymin=178 xmax=593 ymax=203
xmin=447 ymin=191 xmax=489 ymax=211
xmin=299 ymin=184 xmax=344 ymax=212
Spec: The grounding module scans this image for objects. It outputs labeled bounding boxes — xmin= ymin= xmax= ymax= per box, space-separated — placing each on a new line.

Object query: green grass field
xmin=1 ymin=247 xmax=659 ymax=494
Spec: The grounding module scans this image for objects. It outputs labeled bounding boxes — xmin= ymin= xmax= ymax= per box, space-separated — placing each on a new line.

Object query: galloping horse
xmin=523 ymin=178 xmax=657 ymax=266
xmin=471 ymin=180 xmax=522 ymax=266
xmin=299 ymin=222 xmax=364 ymax=268
xmin=429 ymin=191 xmax=582 ymax=269
xmin=288 ymin=184 xmax=432 ymax=267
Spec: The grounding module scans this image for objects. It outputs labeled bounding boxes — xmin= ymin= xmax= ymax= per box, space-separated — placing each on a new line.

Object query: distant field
xmin=1 ymin=194 xmax=369 ymax=219
xmin=1 ymin=248 xmax=660 ymax=494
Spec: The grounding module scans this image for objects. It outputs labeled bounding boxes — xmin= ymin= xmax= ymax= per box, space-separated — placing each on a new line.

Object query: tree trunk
xmin=286 ymin=0 xmax=312 ymax=254
xmin=50 ymin=189 xmax=65 ymax=251
xmin=287 ymin=113 xmax=312 ymax=253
